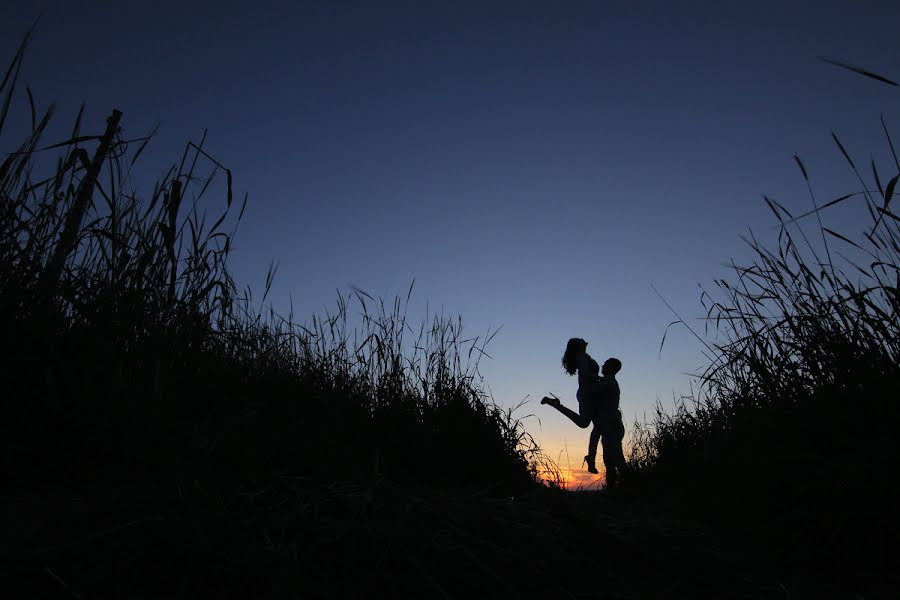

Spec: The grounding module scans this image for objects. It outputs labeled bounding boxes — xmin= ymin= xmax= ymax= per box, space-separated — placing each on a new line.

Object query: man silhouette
xmin=542 ymin=340 xmax=626 ymax=486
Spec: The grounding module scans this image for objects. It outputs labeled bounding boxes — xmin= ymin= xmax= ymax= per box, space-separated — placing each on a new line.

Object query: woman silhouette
xmin=542 ymin=338 xmax=626 ymax=486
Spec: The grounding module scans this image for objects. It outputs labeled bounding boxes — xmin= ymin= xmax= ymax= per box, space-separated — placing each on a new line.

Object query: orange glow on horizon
xmin=536 ymin=437 xmax=635 ymax=490
xmin=537 ymin=461 xmax=608 ymax=491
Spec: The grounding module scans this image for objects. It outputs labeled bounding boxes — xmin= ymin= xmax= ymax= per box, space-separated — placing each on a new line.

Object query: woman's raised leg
xmin=542 ymin=396 xmax=592 ymax=428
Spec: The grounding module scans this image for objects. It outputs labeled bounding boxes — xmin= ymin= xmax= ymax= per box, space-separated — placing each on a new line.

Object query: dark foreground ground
xmin=4 ymin=475 xmax=893 ymax=599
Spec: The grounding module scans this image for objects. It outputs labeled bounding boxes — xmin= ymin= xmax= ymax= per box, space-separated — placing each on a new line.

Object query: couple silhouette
xmin=542 ymin=338 xmax=626 ymax=487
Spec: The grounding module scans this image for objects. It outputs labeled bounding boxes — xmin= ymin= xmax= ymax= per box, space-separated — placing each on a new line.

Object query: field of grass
xmin=2 ymin=31 xmax=898 ymax=598
xmin=623 ymin=61 xmax=900 ymax=596
xmin=0 ymin=33 xmax=544 ymax=596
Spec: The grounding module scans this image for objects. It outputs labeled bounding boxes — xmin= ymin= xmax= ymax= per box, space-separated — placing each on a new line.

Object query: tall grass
xmin=0 ymin=33 xmax=540 ymax=493
xmin=628 ymin=61 xmax=900 ymax=577
xmin=0 ymin=33 xmax=556 ymax=594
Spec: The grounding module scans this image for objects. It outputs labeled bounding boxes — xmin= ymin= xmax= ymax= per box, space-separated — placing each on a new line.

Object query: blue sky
xmin=4 ymin=1 xmax=899 ymax=476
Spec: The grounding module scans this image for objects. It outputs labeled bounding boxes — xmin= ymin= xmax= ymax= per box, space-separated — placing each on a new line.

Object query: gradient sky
xmin=4 ymin=1 xmax=899 ymax=485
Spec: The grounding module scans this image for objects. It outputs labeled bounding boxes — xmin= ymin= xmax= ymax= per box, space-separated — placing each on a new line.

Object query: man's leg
xmin=602 ymin=418 xmax=627 ymax=487
xmin=601 ymin=433 xmax=618 ymax=487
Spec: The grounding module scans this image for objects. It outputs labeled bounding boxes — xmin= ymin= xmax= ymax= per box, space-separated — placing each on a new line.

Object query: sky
xmin=4 ymin=0 xmax=899 ymax=486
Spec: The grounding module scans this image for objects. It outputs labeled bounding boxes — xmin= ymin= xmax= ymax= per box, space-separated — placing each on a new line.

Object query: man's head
xmin=602 ymin=358 xmax=622 ymax=377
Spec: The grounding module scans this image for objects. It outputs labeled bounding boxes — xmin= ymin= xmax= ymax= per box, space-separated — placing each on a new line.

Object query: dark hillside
xmin=625 ymin=60 xmax=900 ymax=599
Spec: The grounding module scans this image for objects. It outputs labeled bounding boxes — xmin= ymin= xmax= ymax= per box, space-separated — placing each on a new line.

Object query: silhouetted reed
xmin=631 ymin=132 xmax=898 ymax=484
xmin=627 ymin=61 xmax=900 ymax=579
xmin=0 ymin=34 xmax=539 ymax=493
xmin=1 ymin=32 xmax=556 ymax=591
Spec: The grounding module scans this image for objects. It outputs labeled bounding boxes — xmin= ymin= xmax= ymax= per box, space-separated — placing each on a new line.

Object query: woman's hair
xmin=561 ymin=338 xmax=588 ymax=375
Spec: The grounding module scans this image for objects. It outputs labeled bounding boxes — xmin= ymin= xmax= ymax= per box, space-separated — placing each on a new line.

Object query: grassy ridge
xmin=626 ymin=62 xmax=900 ymax=590
xmin=0 ymin=32 xmax=566 ymax=596
xmin=0 ymin=33 xmax=540 ymax=492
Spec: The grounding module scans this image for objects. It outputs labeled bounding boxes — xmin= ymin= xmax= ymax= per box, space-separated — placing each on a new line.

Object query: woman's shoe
xmin=583 ymin=455 xmax=599 ymax=474
xmin=540 ymin=396 xmax=559 ymax=407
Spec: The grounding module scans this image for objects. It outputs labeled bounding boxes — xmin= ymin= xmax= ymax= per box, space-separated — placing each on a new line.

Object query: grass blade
xmin=819 ymin=56 xmax=899 ymax=87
